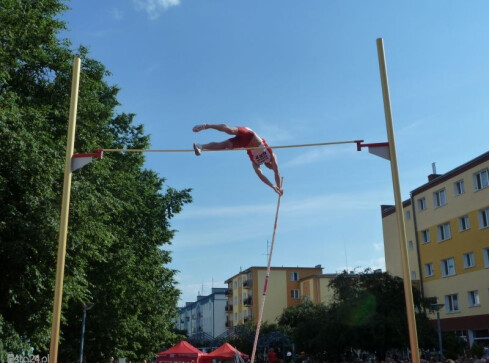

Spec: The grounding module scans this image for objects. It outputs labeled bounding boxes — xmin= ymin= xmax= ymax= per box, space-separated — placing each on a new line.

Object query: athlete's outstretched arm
xmin=252 ymin=163 xmax=283 ymax=195
xmin=269 ymin=154 xmax=283 ymax=193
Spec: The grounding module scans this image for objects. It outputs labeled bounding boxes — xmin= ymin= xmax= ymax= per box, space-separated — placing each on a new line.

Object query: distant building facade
xmin=382 ymin=151 xmax=489 ymax=346
xmin=299 ymin=273 xmax=337 ymax=304
xmin=224 ymin=266 xmax=324 ymax=328
xmin=175 ymin=287 xmax=228 ymax=339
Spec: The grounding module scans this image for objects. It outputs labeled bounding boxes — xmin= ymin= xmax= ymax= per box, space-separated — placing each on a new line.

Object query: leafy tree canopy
xmin=278 ymin=270 xmax=439 ymax=361
xmin=0 ymin=0 xmax=191 ymax=361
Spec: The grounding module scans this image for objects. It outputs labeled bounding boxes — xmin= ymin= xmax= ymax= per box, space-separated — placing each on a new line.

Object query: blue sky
xmin=61 ymin=0 xmax=489 ymax=304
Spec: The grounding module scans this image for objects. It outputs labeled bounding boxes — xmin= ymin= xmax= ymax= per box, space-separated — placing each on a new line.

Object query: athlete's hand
xmin=273 ymin=186 xmax=283 ymax=196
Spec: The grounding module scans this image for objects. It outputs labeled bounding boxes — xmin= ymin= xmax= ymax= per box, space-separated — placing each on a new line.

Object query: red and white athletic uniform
xmin=227 ymin=126 xmax=274 ymax=165
xmin=247 ymin=139 xmax=274 ymax=165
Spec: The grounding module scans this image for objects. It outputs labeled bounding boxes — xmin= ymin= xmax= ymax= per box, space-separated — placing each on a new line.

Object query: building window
xmin=406 ymin=210 xmax=411 ymax=220
xmin=417 ymin=197 xmax=427 ymax=211
xmin=454 ymin=180 xmax=465 ymax=196
xmin=421 ymin=229 xmax=430 ymax=243
xmin=459 ymin=216 xmax=470 ymax=231
xmin=408 ymin=240 xmax=414 ymax=250
xmin=233 ymin=281 xmax=237 ymax=289
xmin=437 ymin=223 xmax=451 ymax=242
xmin=474 ymin=169 xmax=489 ymax=191
xmin=291 ymin=289 xmax=300 ymax=299
xmin=468 ymin=290 xmax=480 ymax=307
xmin=290 ymin=272 xmax=299 ymax=281
xmin=478 ymin=208 xmax=489 ymax=229
xmin=234 ymin=312 xmax=237 ymax=322
xmin=234 ymin=296 xmax=238 ymax=305
xmin=463 ymin=252 xmax=475 ymax=269
xmin=433 ymin=188 xmax=447 ymax=208
xmin=484 ymin=247 xmax=489 ymax=268
xmin=411 ymin=271 xmax=416 ymax=280
xmin=424 ymin=263 xmax=434 ymax=277
xmin=445 ymin=294 xmax=459 ymax=313
xmin=441 ymin=257 xmax=456 ymax=277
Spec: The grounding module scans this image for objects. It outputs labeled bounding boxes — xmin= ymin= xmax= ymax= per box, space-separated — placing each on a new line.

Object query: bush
xmin=470 ymin=343 xmax=484 ymax=359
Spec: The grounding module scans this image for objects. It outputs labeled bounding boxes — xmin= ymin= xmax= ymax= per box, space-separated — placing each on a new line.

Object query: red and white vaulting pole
xmin=250 ymin=177 xmax=284 ymax=363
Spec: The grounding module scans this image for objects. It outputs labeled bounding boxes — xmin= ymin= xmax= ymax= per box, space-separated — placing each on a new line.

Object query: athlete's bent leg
xmin=202 ymin=140 xmax=234 ymax=150
xmin=193 ymin=124 xmax=238 ymax=135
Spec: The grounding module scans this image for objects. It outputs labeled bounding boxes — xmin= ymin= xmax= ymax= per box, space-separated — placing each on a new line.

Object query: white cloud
xmin=282 ymin=147 xmax=343 ymax=168
xmin=281 ymin=144 xmax=357 ymax=168
xmin=178 ymin=189 xmax=391 ymax=222
xmin=255 ymin=123 xmax=293 ymax=143
xmin=373 ymin=242 xmax=383 ymax=251
xmin=110 ymin=8 xmax=124 ymax=20
xmin=177 ymin=202 xmax=275 ymax=219
xmin=172 ymin=224 xmax=270 ymax=248
xmin=143 ymin=63 xmax=160 ymax=76
xmin=353 ymin=256 xmax=385 ymax=271
xmin=134 ymin=0 xmax=180 ymax=19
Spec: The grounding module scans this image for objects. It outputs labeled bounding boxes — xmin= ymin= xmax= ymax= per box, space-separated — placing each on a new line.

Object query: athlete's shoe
xmin=193 ymin=143 xmax=202 ymax=156
xmin=193 ymin=124 xmax=207 ymax=132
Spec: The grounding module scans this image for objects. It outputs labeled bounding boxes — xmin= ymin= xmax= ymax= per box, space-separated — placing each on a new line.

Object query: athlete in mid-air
xmin=193 ymin=124 xmax=283 ymax=196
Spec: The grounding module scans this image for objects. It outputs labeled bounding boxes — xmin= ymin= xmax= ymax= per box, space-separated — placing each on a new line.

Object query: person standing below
xmin=267 ymin=348 xmax=277 ymax=363
xmin=193 ymin=124 xmax=283 ymax=195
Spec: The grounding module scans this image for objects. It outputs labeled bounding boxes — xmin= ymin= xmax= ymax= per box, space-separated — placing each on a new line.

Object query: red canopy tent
xmin=156 ymin=341 xmax=206 ymax=363
xmin=202 ymin=343 xmax=249 ymax=362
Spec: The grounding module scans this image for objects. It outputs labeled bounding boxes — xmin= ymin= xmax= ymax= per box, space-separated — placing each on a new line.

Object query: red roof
xmin=202 ymin=343 xmax=249 ymax=361
xmin=157 ymin=341 xmax=206 ymax=362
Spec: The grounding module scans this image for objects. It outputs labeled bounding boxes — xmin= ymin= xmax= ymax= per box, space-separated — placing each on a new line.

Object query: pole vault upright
xmin=49 ymin=56 xmax=81 ymax=363
xmin=376 ymin=38 xmax=420 ymax=362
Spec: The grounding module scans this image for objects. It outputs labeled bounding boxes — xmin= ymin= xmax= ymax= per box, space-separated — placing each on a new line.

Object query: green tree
xmin=0 ymin=0 xmax=191 ymax=360
xmin=278 ymin=270 xmax=439 ymax=361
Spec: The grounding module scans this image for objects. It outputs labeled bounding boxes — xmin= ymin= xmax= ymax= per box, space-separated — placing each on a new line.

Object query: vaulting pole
xmin=49 ymin=56 xmax=81 ymax=363
xmin=377 ymin=38 xmax=420 ymax=363
xmin=250 ymin=178 xmax=284 ymax=363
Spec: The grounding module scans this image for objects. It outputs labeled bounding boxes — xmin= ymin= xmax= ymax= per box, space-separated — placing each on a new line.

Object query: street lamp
xmin=79 ymin=302 xmax=95 ymax=363
xmin=431 ymin=303 xmax=444 ymax=361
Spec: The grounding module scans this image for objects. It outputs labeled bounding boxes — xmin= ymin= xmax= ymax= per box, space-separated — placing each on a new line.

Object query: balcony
xmin=243 ymin=280 xmax=253 ymax=289
xmin=244 ymin=316 xmax=251 ymax=323
xmin=225 ymin=319 xmax=232 ymax=328
xmin=225 ymin=304 xmax=233 ymax=312
xmin=243 ymin=297 xmax=253 ymax=306
xmin=225 ymin=289 xmax=232 ymax=296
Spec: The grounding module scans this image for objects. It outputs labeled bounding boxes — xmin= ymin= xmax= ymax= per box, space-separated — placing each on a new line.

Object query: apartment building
xmin=224 ymin=265 xmax=323 ymax=328
xmin=299 ymin=273 xmax=337 ymax=304
xmin=382 ymin=151 xmax=489 ymax=346
xmin=175 ymin=288 xmax=228 ymax=339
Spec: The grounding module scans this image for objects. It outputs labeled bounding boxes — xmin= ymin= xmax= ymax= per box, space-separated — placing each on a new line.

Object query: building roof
xmin=410 ymin=151 xmax=489 ymax=196
xmin=224 ymin=265 xmax=323 ymax=283
xmin=381 ymin=150 xmax=489 ymax=218
xmin=179 ymin=288 xmax=228 ymax=311
xmin=298 ymin=273 xmax=338 ymax=281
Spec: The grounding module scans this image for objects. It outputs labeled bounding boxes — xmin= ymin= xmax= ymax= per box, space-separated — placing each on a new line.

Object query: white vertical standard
xmin=376 ymin=38 xmax=420 ymax=363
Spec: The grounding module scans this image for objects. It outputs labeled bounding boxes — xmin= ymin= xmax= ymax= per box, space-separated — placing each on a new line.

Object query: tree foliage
xmin=0 ymin=0 xmax=191 ymax=361
xmin=278 ymin=270 xmax=439 ymax=361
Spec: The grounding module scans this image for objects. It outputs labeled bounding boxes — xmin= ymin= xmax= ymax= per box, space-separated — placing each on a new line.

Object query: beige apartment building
xmin=224 ymin=266 xmax=325 ymax=328
xmin=299 ymin=273 xmax=337 ymax=304
xmin=382 ymin=151 xmax=489 ymax=346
